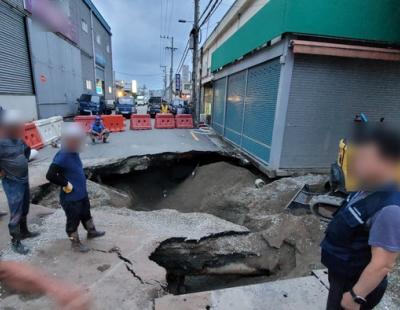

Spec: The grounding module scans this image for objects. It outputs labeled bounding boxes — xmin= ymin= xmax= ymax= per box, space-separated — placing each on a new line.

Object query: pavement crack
xmin=125 ymin=264 xmax=145 ymax=284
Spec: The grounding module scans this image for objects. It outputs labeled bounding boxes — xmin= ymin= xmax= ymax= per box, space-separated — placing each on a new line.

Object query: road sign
xmin=175 ymin=74 xmax=181 ymax=92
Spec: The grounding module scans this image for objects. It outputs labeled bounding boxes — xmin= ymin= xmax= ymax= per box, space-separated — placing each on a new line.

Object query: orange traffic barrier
xmin=74 ymin=115 xmax=96 ymax=133
xmin=130 ymin=114 xmax=152 ymax=130
xmin=175 ymin=114 xmax=194 ymax=129
xmin=101 ymin=115 xmax=125 ymax=132
xmin=155 ymin=113 xmax=175 ymax=129
xmin=23 ymin=122 xmax=44 ymax=150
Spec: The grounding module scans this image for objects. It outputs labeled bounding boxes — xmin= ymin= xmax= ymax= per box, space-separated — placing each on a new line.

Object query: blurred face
xmin=63 ymin=136 xmax=83 ymax=152
xmin=350 ymin=142 xmax=397 ymax=188
xmin=4 ymin=124 xmax=24 ymax=139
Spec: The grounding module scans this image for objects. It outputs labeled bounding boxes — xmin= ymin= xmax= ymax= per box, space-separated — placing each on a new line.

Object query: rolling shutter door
xmin=212 ymin=77 xmax=226 ymax=135
xmin=0 ymin=3 xmax=33 ymax=94
xmin=242 ymin=58 xmax=281 ymax=163
xmin=224 ymin=71 xmax=245 ymax=146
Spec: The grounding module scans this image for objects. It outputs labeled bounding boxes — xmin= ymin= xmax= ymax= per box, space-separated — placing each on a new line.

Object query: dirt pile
xmin=156 ymin=162 xmax=326 ymax=230
xmin=156 ymin=162 xmax=257 ymax=223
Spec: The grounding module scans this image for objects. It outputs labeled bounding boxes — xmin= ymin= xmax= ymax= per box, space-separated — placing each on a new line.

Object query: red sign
xmin=40 ymin=74 xmax=47 ymax=83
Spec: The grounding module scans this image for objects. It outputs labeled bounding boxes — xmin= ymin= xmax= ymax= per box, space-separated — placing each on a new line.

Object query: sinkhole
xmin=33 ymin=151 xmax=322 ymax=295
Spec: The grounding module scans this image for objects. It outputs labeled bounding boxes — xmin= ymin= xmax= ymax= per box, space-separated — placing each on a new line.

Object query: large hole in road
xmin=34 ymin=151 xmax=324 ymax=295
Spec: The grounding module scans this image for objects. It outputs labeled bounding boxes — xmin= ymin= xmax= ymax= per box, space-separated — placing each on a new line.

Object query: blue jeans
xmin=2 ymin=178 xmax=30 ymax=238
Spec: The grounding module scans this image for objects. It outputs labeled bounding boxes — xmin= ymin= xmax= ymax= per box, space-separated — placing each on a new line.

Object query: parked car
xmin=136 ymin=95 xmax=146 ymax=106
xmin=115 ymin=96 xmax=136 ymax=119
xmin=169 ymin=98 xmax=188 ymax=115
xmin=148 ymin=96 xmax=164 ymax=118
xmin=77 ymin=94 xmax=112 ymax=115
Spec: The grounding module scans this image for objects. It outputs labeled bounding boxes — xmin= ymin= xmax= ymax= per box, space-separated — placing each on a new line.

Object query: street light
xmin=178 ymin=19 xmax=194 ymax=23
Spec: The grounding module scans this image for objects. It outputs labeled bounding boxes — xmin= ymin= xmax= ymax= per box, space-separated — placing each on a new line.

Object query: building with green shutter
xmin=200 ymin=0 xmax=400 ymax=176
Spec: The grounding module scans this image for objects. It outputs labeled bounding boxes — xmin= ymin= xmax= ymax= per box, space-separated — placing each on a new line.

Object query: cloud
xmin=92 ymin=0 xmax=235 ymax=89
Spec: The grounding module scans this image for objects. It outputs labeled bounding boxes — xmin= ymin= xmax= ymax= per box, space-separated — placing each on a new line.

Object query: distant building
xmin=200 ymin=0 xmax=400 ymax=176
xmin=0 ymin=0 xmax=113 ymax=119
xmin=149 ymin=89 xmax=164 ymax=98
xmin=182 ymin=65 xmax=190 ymax=83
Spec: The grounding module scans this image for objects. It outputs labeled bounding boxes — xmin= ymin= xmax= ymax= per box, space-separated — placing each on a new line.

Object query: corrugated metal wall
xmin=280 ymin=55 xmax=400 ymax=169
xmin=212 ymin=58 xmax=281 ymax=164
xmin=242 ymin=59 xmax=281 ymax=163
xmin=212 ymin=78 xmax=226 ymax=135
xmin=224 ymin=71 xmax=246 ymax=146
xmin=0 ymin=2 xmax=33 ymax=94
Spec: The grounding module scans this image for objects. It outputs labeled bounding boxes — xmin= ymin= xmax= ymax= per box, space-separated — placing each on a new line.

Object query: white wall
xmin=201 ymin=0 xmax=269 ymax=82
xmin=0 ymin=95 xmax=38 ymax=121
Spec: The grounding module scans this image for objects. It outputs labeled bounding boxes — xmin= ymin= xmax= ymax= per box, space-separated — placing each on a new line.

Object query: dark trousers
xmin=327 ymin=271 xmax=387 ymax=310
xmin=2 ymin=178 xmax=30 ymax=238
xmin=61 ymin=196 xmax=92 ymax=236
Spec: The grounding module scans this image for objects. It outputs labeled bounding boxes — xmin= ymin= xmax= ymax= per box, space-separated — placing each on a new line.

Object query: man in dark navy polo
xmin=46 ymin=123 xmax=105 ymax=253
xmin=321 ymin=125 xmax=400 ymax=309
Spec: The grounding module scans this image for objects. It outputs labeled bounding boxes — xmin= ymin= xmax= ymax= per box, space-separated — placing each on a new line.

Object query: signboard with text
xmin=175 ymin=74 xmax=181 ymax=92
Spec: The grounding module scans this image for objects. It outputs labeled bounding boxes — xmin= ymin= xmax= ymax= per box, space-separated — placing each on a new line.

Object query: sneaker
xmin=12 ymin=240 xmax=30 ymax=255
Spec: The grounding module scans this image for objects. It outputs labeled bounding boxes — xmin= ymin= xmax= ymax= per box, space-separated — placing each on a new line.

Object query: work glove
xmin=63 ymin=182 xmax=73 ymax=194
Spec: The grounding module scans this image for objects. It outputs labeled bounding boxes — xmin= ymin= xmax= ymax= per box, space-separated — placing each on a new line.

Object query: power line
xmin=200 ymin=0 xmax=222 ymax=28
xmin=175 ymin=39 xmax=190 ymax=74
xmin=199 ymin=0 xmax=215 ymax=22
xmin=115 ymin=71 xmax=163 ymax=78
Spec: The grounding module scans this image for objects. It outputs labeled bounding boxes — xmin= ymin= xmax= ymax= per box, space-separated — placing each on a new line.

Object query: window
xmin=81 ymin=20 xmax=88 ymax=33
xmin=86 ymin=80 xmax=92 ymax=90
xmin=108 ymin=86 xmax=112 ymax=94
xmin=96 ymin=34 xmax=101 ymax=45
xmin=106 ymin=44 xmax=110 ymax=54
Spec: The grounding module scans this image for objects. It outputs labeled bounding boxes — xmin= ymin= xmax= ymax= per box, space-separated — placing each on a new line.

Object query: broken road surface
xmin=0 ymin=207 xmax=248 ymax=309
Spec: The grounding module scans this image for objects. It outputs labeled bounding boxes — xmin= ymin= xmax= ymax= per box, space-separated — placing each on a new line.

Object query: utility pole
xmin=162 ymin=35 xmax=177 ymax=102
xmin=191 ymin=0 xmax=200 ymax=123
xmin=160 ymin=65 xmax=167 ymax=99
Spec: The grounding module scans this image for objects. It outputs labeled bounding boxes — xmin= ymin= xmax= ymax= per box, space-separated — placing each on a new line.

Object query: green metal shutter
xmin=212 ymin=77 xmax=226 ymax=135
xmin=0 ymin=3 xmax=33 ymax=94
xmin=224 ymin=71 xmax=246 ymax=146
xmin=242 ymin=58 xmax=281 ymax=163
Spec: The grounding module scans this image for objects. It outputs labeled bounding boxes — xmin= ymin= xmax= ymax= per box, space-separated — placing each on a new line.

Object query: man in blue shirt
xmin=321 ymin=125 xmax=400 ymax=309
xmin=46 ymin=123 xmax=105 ymax=252
xmin=89 ymin=116 xmax=109 ymax=143
xmin=0 ymin=110 xmax=39 ymax=255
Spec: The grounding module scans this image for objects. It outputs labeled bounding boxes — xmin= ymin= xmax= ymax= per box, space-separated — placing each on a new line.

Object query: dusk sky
xmin=91 ymin=0 xmax=235 ymax=90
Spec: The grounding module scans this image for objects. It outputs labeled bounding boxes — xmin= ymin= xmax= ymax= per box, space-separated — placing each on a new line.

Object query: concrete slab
xmin=312 ymin=269 xmax=329 ymax=289
xmin=155 ymin=275 xmax=329 ymax=310
xmin=0 ymin=207 xmax=249 ymax=309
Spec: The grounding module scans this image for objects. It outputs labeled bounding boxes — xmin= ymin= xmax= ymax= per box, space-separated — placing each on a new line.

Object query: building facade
xmin=0 ymin=0 xmax=36 ymax=120
xmin=0 ymin=0 xmax=113 ymax=120
xmin=201 ymin=0 xmax=400 ymax=176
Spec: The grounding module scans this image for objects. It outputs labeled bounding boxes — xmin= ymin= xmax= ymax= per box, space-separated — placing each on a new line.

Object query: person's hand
xmin=0 ymin=170 xmax=5 ymax=178
xmin=341 ymin=292 xmax=361 ymax=310
xmin=48 ymin=282 xmax=90 ymax=310
xmin=63 ymin=182 xmax=73 ymax=194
